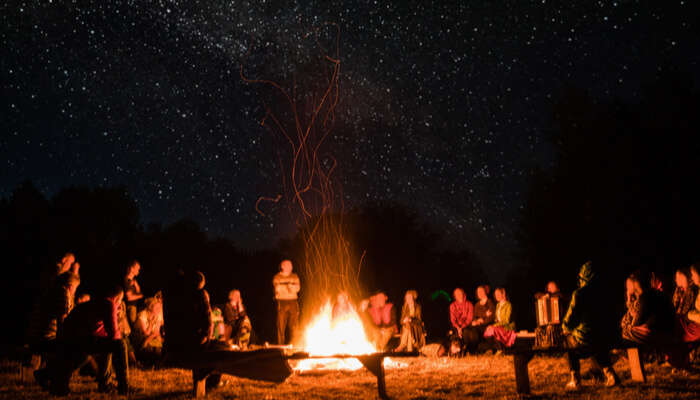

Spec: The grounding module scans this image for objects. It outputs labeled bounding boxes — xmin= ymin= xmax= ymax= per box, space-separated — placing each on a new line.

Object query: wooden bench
xmin=505 ymin=334 xmax=646 ymax=395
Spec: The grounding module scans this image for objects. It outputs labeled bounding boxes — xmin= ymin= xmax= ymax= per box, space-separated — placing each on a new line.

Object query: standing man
xmin=273 ymin=260 xmax=300 ymax=345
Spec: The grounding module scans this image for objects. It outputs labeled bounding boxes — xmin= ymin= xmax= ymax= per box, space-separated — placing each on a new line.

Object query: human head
xmin=494 ymin=287 xmax=506 ymax=302
xmin=627 ymin=273 xmax=646 ymax=295
xmin=58 ymin=253 xmax=75 ymax=274
xmin=578 ymin=261 xmax=594 ymax=287
xmin=405 ymin=290 xmax=418 ymax=304
xmin=453 ymin=287 xmax=465 ymax=303
xmin=690 ymin=264 xmax=700 ymax=286
xmin=280 ymin=259 xmax=293 ymax=275
xmin=675 ymin=269 xmax=690 ymax=289
xmin=127 ymin=260 xmax=141 ymax=278
xmin=228 ymin=289 xmax=241 ymax=303
xmin=476 ymin=285 xmax=487 ymax=301
xmin=374 ymin=292 xmax=387 ymax=307
xmin=145 ymin=295 xmax=162 ymax=313
xmin=546 ymin=281 xmax=559 ymax=294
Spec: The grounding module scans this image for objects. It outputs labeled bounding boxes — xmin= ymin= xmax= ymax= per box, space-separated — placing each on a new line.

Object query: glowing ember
xmin=295 ymin=300 xmax=376 ymax=371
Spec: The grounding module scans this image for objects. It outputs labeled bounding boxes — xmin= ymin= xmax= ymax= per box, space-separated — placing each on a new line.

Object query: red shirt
xmin=61 ymin=297 xmax=121 ymax=340
xmin=450 ymin=300 xmax=474 ymax=330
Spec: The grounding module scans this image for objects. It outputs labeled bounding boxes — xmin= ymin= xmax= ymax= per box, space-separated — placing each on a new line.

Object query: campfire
xmin=292 ymin=296 xmax=409 ymax=373
xmin=294 ymin=300 xmax=379 ymax=371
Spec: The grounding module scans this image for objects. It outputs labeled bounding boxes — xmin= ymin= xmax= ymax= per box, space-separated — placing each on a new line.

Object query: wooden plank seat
xmin=504 ymin=334 xmax=646 ymax=395
xmin=162 ymin=348 xmax=293 ymax=397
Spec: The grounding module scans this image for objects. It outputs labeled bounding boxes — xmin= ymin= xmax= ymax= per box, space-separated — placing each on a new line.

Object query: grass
xmin=1 ymin=353 xmax=699 ymax=399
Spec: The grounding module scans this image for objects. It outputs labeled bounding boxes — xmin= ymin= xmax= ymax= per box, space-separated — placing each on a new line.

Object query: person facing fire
xmin=463 ymin=285 xmax=495 ymax=354
xmin=448 ymin=287 xmax=473 ymax=355
xmin=273 ymin=259 xmax=300 ymax=345
xmin=332 ymin=291 xmax=353 ymax=324
xmin=562 ymin=261 xmax=619 ymax=390
xmin=223 ymin=289 xmax=252 ymax=349
xmin=361 ymin=291 xmax=397 ymax=350
xmin=395 ymin=290 xmax=425 ymax=352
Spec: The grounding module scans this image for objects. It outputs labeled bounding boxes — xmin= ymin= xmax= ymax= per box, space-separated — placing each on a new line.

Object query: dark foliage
xmin=0 ymin=187 xmax=486 ymax=347
xmin=513 ymin=76 xmax=700 ymax=330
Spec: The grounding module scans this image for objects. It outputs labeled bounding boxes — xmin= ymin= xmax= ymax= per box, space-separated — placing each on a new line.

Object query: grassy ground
xmin=1 ymin=354 xmax=699 ymax=399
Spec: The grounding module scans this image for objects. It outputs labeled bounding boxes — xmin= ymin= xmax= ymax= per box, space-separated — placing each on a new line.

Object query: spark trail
xmin=241 ymin=23 xmax=365 ymax=338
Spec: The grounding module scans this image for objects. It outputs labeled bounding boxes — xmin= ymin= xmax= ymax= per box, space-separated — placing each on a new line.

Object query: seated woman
xmin=448 ymin=287 xmax=473 ymax=355
xmin=361 ymin=291 xmax=397 ymax=351
xmin=673 ymin=265 xmax=700 ymax=356
xmin=621 ymin=272 xmax=675 ymax=344
xmin=133 ymin=295 xmax=164 ymax=362
xmin=223 ymin=289 xmax=252 ymax=349
xmin=673 ymin=269 xmax=698 ymax=317
xmin=395 ymin=290 xmax=425 ymax=352
xmin=484 ymin=287 xmax=516 ymax=348
xmin=463 ymin=285 xmax=495 ymax=354
xmin=688 ymin=265 xmax=700 ymax=326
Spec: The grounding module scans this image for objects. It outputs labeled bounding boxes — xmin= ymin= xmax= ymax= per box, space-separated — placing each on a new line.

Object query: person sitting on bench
xmin=223 ymin=289 xmax=252 ymax=349
xmin=562 ymin=261 xmax=619 ymax=390
xmin=361 ymin=291 xmax=397 ymax=351
xmin=621 ymin=272 xmax=675 ymax=345
xmin=448 ymin=287 xmax=473 ymax=356
xmin=394 ymin=290 xmax=425 ymax=352
xmin=484 ymin=287 xmax=516 ymax=349
xmin=463 ymin=285 xmax=495 ymax=354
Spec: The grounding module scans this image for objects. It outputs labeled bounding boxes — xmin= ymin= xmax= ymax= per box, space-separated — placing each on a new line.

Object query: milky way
xmin=1 ymin=1 xmax=697 ymax=275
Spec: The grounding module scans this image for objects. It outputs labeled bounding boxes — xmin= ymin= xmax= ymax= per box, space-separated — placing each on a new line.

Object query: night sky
xmin=2 ymin=1 xmax=698 ymax=276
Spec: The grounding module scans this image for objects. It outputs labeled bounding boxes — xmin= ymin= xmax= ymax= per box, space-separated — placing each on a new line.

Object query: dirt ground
xmin=1 ymin=353 xmax=699 ymax=399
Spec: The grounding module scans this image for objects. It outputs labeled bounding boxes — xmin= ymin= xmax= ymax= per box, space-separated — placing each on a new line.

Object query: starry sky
xmin=1 ymin=1 xmax=698 ymax=276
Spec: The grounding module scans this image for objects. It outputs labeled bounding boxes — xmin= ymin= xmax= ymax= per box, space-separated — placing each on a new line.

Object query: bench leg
xmin=513 ymin=354 xmax=533 ymax=394
xmin=627 ymin=348 xmax=646 ymax=383
xmin=358 ymin=355 xmax=389 ymax=399
xmin=192 ymin=370 xmax=208 ymax=397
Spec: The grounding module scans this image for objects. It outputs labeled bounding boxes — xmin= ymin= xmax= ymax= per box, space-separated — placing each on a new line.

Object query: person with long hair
xmin=463 ymin=285 xmax=495 ymax=354
xmin=223 ymin=289 xmax=252 ymax=349
xmin=484 ymin=287 xmax=517 ymax=348
xmin=394 ymin=290 xmax=425 ymax=352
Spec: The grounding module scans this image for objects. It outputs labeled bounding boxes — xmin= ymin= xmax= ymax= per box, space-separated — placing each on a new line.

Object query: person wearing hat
xmin=562 ymin=261 xmax=619 ymax=390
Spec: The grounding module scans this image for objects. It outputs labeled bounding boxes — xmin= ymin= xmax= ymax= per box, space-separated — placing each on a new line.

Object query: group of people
xmin=25 ymin=253 xmax=700 ymax=395
xmin=26 ymin=253 xmax=254 ymax=395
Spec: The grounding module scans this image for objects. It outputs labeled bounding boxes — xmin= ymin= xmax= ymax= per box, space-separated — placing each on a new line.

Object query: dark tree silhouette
xmin=513 ymin=75 xmax=700 ymax=329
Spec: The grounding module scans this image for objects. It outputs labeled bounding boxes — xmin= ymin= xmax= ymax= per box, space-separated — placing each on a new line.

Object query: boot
xmin=603 ymin=367 xmax=619 ymax=387
xmin=565 ymin=371 xmax=581 ymax=390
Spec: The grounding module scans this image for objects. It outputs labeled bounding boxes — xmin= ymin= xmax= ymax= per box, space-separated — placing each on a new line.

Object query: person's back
xmin=163 ymin=271 xmax=212 ymax=353
xmin=60 ymin=297 xmax=119 ymax=340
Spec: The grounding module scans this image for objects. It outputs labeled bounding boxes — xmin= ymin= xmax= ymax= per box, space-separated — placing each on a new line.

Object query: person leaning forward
xmin=39 ymin=283 xmax=130 ymax=396
xmin=273 ymin=260 xmax=301 ymax=345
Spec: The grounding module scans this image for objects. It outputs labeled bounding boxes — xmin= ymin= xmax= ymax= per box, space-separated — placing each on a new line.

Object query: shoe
xmin=603 ymin=367 xmax=619 ymax=387
xmin=33 ymin=369 xmax=50 ymax=391
xmin=565 ymin=371 xmax=581 ymax=391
